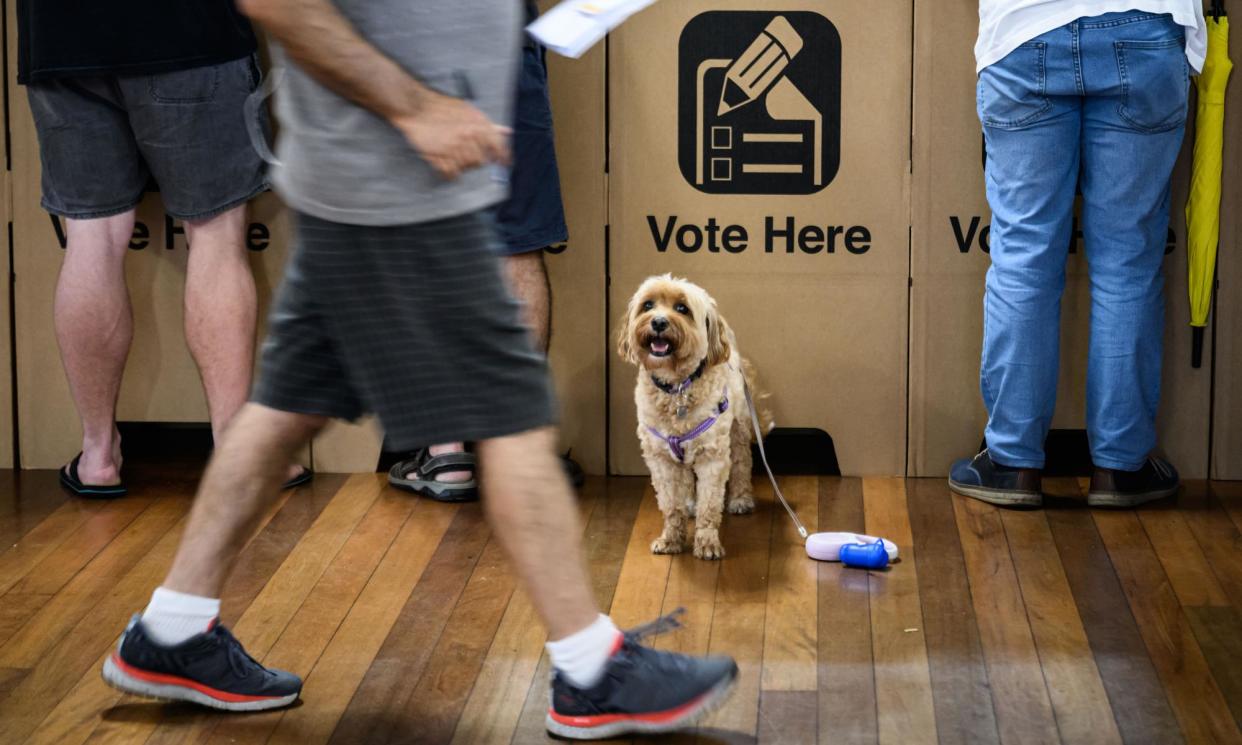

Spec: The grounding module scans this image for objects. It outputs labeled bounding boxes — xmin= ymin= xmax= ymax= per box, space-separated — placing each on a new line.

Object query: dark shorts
xmin=26 ymin=55 xmax=267 ymax=221
xmin=252 ymin=210 xmax=557 ymax=451
xmin=493 ymin=44 xmax=568 ymax=255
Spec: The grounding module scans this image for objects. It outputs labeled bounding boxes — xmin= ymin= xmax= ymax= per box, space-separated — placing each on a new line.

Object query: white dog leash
xmin=743 ymin=381 xmax=807 ymax=540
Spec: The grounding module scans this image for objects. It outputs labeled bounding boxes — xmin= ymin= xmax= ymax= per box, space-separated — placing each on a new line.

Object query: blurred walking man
xmin=99 ymin=0 xmax=737 ymax=739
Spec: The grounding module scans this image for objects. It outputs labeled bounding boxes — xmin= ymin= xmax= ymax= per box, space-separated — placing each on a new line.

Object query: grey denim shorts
xmin=26 ymin=54 xmax=268 ymax=221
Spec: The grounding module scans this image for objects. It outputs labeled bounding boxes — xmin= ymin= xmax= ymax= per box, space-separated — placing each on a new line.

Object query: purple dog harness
xmin=646 ymin=392 xmax=729 ymax=462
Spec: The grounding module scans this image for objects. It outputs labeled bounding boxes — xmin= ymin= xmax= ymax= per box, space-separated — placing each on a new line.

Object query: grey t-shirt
xmin=270 ymin=0 xmax=520 ymax=226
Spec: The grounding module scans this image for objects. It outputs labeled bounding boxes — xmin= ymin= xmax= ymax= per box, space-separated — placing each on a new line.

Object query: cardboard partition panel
xmin=541 ymin=24 xmax=609 ymax=476
xmin=310 ymin=25 xmax=609 ymax=474
xmin=0 ymin=174 xmax=12 ymax=468
xmin=1211 ymin=43 xmax=1242 ymax=480
xmin=909 ymin=0 xmax=1214 ymax=478
xmin=608 ymin=1 xmax=914 ymax=476
xmin=0 ymin=3 xmax=14 ymax=468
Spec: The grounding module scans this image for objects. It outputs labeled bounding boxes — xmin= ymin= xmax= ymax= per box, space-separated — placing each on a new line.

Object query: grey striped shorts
xmin=252 ymin=210 xmax=556 ymax=450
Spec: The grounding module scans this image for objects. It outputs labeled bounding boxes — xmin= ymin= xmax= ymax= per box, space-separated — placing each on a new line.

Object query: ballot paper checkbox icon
xmin=678 ymin=11 xmax=841 ymax=195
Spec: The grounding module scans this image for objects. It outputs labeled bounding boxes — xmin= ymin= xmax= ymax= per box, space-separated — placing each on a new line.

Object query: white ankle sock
xmin=140 ymin=587 xmax=221 ymax=646
xmin=546 ymin=615 xmax=622 ymax=688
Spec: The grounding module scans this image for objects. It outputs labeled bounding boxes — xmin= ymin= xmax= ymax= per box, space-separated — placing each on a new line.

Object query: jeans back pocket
xmin=148 ymin=65 xmax=220 ymax=105
xmin=1115 ymin=38 xmax=1189 ymax=132
xmin=977 ymin=42 xmax=1052 ymax=130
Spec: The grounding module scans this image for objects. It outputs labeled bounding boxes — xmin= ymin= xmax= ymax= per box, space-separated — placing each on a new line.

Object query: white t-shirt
xmin=976 ymin=1 xmax=1207 ymax=73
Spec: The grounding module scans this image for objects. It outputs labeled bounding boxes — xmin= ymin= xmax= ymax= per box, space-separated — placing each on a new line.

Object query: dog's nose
xmin=651 ymin=317 xmax=669 ymax=333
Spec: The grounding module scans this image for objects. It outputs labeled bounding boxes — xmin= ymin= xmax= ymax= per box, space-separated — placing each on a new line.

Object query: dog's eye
xmin=674 ymin=303 xmax=690 ymax=315
xmin=642 ymin=300 xmax=654 ymax=311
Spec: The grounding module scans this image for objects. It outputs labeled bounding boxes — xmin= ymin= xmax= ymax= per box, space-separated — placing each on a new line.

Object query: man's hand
xmin=393 ymin=93 xmax=511 ymax=180
xmin=240 ymin=0 xmax=511 ymax=180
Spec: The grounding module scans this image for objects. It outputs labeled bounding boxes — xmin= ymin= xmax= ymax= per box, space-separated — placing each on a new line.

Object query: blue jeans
xmin=977 ymin=11 xmax=1189 ymax=471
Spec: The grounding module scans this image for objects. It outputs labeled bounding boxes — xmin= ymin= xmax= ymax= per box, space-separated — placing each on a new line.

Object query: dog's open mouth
xmin=648 ymin=337 xmax=674 ymax=358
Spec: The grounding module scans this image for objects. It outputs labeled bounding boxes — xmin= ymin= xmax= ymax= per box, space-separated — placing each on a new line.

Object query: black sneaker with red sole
xmin=102 ymin=614 xmax=301 ymax=711
xmin=545 ymin=612 xmax=738 ymax=740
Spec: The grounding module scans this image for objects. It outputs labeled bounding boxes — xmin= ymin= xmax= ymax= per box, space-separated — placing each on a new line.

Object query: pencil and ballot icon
xmin=717 ymin=16 xmax=802 ymax=116
xmin=678 ymin=11 xmax=840 ymax=195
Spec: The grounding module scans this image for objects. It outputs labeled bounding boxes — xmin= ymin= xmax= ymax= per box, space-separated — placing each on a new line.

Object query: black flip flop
xmin=59 ymin=453 xmax=127 ymax=499
xmin=282 ymin=467 xmax=314 ymax=490
xmin=388 ymin=449 xmax=478 ymax=502
xmin=562 ymin=452 xmax=585 ymax=489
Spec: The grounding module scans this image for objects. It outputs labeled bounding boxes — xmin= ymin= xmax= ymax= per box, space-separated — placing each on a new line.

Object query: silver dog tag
xmin=677 ymin=405 xmax=688 ymax=419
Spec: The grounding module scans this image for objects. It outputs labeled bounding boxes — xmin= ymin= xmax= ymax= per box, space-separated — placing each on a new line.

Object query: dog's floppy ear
xmin=706 ymin=305 xmax=732 ymax=366
xmin=616 ymin=305 xmax=639 ymax=365
xmin=616 ymin=322 xmax=637 ymax=364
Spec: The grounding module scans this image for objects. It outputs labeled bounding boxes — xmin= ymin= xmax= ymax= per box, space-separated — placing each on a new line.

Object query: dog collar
xmin=651 ymin=358 xmax=707 ymax=395
xmin=645 ymin=391 xmax=729 ymax=462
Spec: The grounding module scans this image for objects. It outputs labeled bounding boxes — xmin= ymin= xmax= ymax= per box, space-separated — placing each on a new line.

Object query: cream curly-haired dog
xmin=618 ymin=275 xmax=765 ymax=560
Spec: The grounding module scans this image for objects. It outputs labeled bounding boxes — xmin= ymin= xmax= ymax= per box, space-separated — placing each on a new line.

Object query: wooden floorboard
xmin=1000 ymin=507 xmax=1120 ymax=745
xmin=0 ymin=472 xmax=70 ymax=558
xmin=696 ymin=477 xmax=775 ymax=743
xmin=865 ymin=478 xmax=937 ymax=745
xmin=816 ymin=477 xmax=878 ymax=745
xmin=906 ymin=479 xmax=998 ymax=745
xmin=1094 ymin=504 xmax=1242 ymax=743
xmin=326 ymin=502 xmax=488 ymax=745
xmin=952 ymin=493 xmax=1059 ymax=745
xmin=1042 ymin=478 xmax=1184 ymax=745
xmin=1 ymin=472 xmax=1241 ymax=744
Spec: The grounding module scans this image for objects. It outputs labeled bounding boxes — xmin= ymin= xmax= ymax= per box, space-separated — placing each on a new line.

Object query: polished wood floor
xmin=0 ymin=468 xmax=1239 ymax=744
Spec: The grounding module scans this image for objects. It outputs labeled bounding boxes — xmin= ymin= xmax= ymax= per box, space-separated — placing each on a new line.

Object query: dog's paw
xmin=693 ymin=530 xmax=725 ymax=560
xmin=727 ymin=495 xmax=755 ymax=515
xmin=651 ymin=535 xmax=687 ymax=555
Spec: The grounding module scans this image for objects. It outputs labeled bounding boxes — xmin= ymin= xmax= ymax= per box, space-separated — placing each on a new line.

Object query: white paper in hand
xmin=528 ymin=0 xmax=658 ymax=58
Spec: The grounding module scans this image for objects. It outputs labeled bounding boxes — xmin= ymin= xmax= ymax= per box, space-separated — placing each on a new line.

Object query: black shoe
xmin=545 ymin=612 xmax=738 ymax=740
xmin=102 ymin=614 xmax=301 ymax=711
xmin=1088 ymin=457 xmax=1179 ymax=508
xmin=949 ymin=448 xmax=1043 ymax=507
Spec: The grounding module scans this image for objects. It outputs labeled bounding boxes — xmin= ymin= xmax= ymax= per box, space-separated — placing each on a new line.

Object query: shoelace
xmin=216 ymin=626 xmax=266 ymax=680
xmin=623 ymin=607 xmax=686 ymax=644
xmin=1150 ymin=458 xmax=1173 ymax=480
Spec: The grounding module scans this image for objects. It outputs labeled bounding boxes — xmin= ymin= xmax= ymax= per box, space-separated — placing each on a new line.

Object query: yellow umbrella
xmin=1186 ymin=11 xmax=1232 ymax=367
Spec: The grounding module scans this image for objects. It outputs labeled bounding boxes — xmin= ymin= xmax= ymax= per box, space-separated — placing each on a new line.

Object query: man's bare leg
xmin=476 ymin=426 xmax=596 ymax=639
xmin=476 ymin=425 xmax=738 ymax=738
xmin=184 ymin=205 xmax=304 ymax=483
xmin=163 ymin=404 xmax=326 ymax=598
xmin=504 ymin=249 xmax=551 ymax=353
xmin=55 ymin=212 xmax=137 ymax=486
xmin=183 ymin=205 xmax=257 ymax=445
xmin=414 ymin=250 xmax=552 ymax=483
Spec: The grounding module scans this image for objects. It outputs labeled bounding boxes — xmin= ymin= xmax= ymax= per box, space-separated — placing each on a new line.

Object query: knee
xmin=231 ymin=403 xmax=328 ymax=445
xmin=1089 ymin=261 xmax=1164 ymax=304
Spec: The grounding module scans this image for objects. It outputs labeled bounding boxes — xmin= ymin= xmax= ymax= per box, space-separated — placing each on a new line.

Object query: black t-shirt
xmin=18 ymin=1 xmax=258 ymax=84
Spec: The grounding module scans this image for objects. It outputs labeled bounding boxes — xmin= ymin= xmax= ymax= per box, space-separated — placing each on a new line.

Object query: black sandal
xmin=282 ymin=467 xmax=314 ymax=490
xmin=59 ymin=453 xmax=127 ymax=499
xmin=388 ymin=448 xmax=478 ymax=502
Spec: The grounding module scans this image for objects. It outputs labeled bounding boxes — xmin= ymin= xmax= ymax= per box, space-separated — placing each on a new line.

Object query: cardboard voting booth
xmin=0 ymin=1 xmax=1233 ymax=478
xmin=607 ymin=0 xmax=914 ymax=476
xmin=0 ymin=11 xmax=14 ymax=468
xmin=1212 ymin=43 xmax=1242 ymax=480
xmin=908 ymin=0 xmax=1216 ymax=479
